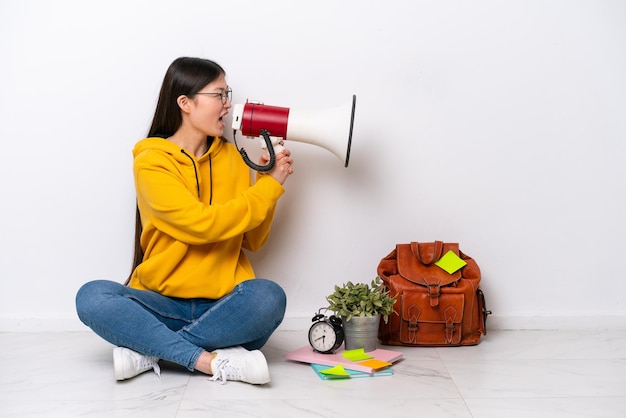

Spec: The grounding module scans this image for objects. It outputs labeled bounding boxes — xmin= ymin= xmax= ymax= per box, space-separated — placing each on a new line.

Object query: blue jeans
xmin=75 ymin=279 xmax=286 ymax=371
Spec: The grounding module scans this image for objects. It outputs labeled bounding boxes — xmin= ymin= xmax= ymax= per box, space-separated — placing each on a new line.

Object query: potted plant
xmin=326 ymin=276 xmax=397 ymax=351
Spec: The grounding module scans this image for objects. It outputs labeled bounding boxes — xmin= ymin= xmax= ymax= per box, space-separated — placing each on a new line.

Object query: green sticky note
xmin=435 ymin=250 xmax=467 ymax=274
xmin=342 ymin=348 xmax=373 ymax=361
xmin=319 ymin=363 xmax=351 ymax=378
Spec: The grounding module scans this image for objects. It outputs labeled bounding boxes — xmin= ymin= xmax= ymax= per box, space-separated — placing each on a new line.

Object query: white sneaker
xmin=209 ymin=347 xmax=270 ymax=385
xmin=113 ymin=347 xmax=161 ymax=381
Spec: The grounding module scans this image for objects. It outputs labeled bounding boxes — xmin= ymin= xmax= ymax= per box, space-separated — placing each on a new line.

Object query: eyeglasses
xmin=193 ymin=87 xmax=232 ymax=105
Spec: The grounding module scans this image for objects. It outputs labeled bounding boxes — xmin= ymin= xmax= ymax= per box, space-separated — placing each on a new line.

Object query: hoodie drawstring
xmin=208 ymin=154 xmax=213 ymax=205
xmin=180 ymin=149 xmax=201 ymax=199
xmin=180 ymin=149 xmax=213 ymax=204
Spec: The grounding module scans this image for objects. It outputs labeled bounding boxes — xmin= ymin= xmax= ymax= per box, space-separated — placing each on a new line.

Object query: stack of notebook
xmin=285 ymin=346 xmax=403 ymax=380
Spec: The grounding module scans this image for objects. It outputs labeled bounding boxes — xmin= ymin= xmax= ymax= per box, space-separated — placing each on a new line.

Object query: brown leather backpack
xmin=377 ymin=241 xmax=490 ymax=346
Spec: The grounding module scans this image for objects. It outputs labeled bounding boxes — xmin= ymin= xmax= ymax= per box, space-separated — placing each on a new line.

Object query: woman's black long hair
xmin=126 ymin=57 xmax=226 ymax=284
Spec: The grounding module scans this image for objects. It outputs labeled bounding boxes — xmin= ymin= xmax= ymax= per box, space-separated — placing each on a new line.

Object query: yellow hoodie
xmin=128 ymin=137 xmax=284 ymax=299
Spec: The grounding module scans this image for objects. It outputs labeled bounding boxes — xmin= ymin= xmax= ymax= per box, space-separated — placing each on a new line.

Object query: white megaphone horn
xmin=231 ymin=95 xmax=356 ymax=172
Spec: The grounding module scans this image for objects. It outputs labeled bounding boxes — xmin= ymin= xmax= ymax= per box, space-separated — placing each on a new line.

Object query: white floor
xmin=1 ymin=329 xmax=625 ymax=417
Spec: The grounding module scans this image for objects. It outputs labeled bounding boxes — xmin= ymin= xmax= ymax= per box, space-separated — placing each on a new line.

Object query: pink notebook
xmin=285 ymin=346 xmax=403 ymax=374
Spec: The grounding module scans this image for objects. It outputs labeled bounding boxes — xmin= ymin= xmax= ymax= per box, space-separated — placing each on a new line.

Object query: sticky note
xmin=342 ymin=348 xmax=374 ymax=361
xmin=319 ymin=363 xmax=351 ymax=378
xmin=358 ymin=359 xmax=392 ymax=370
xmin=435 ymin=250 xmax=467 ymax=274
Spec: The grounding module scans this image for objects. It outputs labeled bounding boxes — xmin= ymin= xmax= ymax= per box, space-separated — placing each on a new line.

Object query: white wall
xmin=1 ymin=0 xmax=625 ymax=332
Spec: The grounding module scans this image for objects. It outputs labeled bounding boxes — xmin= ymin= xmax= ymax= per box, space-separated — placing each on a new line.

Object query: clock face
xmin=309 ymin=321 xmax=339 ymax=353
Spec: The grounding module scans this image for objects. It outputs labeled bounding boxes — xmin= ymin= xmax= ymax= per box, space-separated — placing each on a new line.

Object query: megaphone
xmin=231 ymin=95 xmax=356 ymax=172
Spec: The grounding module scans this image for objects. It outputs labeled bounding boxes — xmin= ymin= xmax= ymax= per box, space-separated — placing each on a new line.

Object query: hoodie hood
xmin=132 ymin=136 xmax=224 ymax=164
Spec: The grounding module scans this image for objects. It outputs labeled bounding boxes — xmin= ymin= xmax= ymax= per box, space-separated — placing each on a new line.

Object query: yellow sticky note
xmin=342 ymin=348 xmax=373 ymax=361
xmin=319 ymin=364 xmax=351 ymax=378
xmin=358 ymin=359 xmax=392 ymax=370
xmin=435 ymin=250 xmax=467 ymax=274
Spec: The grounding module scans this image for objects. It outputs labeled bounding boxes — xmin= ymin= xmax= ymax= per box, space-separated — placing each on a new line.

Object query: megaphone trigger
xmin=260 ymin=136 xmax=285 ymax=154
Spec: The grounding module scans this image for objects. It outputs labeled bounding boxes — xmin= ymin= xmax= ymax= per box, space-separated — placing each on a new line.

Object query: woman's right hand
xmin=260 ymin=149 xmax=294 ymax=185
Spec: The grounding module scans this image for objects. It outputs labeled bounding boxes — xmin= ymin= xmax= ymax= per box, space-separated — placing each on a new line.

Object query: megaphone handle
xmin=234 ymin=129 xmax=276 ymax=172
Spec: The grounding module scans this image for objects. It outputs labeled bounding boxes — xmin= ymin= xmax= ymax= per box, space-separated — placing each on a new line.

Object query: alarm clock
xmin=308 ymin=312 xmax=344 ymax=354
